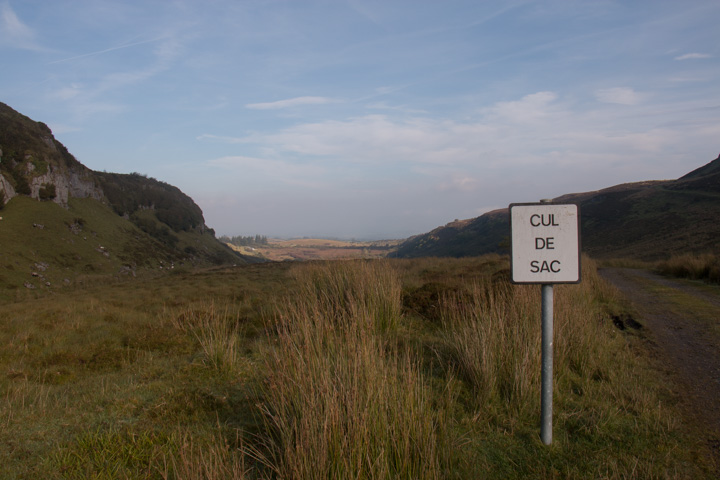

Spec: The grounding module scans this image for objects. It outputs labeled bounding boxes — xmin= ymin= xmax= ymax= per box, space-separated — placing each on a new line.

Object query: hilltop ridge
xmin=392 ymin=153 xmax=720 ymax=260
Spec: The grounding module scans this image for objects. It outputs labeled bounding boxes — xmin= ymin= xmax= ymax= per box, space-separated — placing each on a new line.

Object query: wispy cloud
xmin=231 ymin=90 xmax=697 ymax=183
xmin=674 ymin=52 xmax=711 ymax=60
xmin=594 ymin=87 xmax=643 ymax=105
xmin=0 ymin=2 xmax=44 ymax=51
xmin=47 ymin=35 xmax=182 ymax=120
xmin=245 ymin=96 xmax=336 ymax=110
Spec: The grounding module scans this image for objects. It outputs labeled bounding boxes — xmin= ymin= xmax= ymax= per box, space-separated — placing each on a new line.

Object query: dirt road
xmin=600 ymin=268 xmax=720 ymax=471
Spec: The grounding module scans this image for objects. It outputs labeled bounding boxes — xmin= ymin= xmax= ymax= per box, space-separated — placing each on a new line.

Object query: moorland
xmin=3 ymin=255 xmax=717 ymax=478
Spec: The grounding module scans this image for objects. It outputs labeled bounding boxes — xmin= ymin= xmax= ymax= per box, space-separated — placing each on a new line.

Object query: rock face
xmin=0 ymin=102 xmax=103 ymax=207
xmin=0 ymin=172 xmax=16 ymax=204
xmin=28 ymin=164 xmax=103 ymax=206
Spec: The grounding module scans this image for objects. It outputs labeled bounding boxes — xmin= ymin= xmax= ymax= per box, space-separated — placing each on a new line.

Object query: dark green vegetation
xmin=393 ymin=154 xmax=720 ymax=261
xmin=97 ymin=172 xmax=205 ymax=234
xmin=1 ymin=257 xmax=714 ymax=478
xmin=0 ymin=102 xmax=246 ymax=299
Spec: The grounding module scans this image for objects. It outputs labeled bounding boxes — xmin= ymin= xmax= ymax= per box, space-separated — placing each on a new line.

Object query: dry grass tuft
xmin=254 ymin=260 xmax=451 ymax=479
xmin=657 ymin=253 xmax=720 ymax=283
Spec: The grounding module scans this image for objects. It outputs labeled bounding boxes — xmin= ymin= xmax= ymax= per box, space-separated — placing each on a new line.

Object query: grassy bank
xmin=0 ymin=256 xmax=711 ymax=478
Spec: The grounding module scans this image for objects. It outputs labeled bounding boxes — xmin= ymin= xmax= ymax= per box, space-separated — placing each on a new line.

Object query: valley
xmin=2 ymin=101 xmax=719 ymax=478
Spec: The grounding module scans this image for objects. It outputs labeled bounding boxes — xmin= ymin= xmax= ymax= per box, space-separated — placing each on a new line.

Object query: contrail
xmin=49 ymin=36 xmax=164 ymax=64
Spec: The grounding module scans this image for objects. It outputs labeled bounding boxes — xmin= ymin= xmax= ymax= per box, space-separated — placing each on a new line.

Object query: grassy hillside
xmin=0 ymin=196 xmax=242 ymax=301
xmin=393 ymin=155 xmax=720 ymax=261
xmin=0 ymin=257 xmax=713 ymax=478
xmin=0 ymin=101 xmax=247 ymax=294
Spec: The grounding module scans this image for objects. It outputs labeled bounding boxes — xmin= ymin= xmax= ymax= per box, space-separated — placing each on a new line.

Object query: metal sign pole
xmin=509 ymin=199 xmax=580 ymax=446
xmin=540 ymin=283 xmax=553 ymax=445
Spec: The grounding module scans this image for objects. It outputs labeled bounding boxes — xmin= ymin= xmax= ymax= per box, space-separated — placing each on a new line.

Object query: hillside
xmin=0 ymin=102 xmax=246 ymax=299
xmin=392 ymin=154 xmax=720 ymax=260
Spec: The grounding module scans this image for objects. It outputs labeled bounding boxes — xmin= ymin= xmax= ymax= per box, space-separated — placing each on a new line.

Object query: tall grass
xmin=254 ymin=260 xmax=450 ymax=479
xmin=290 ymin=260 xmax=403 ymax=332
xmin=439 ymin=257 xmax=634 ymax=415
xmin=657 ymin=253 xmax=720 ymax=283
xmin=169 ymin=301 xmax=242 ymax=374
xmin=440 ymin=279 xmax=540 ymax=413
xmin=158 ymin=430 xmax=249 ymax=480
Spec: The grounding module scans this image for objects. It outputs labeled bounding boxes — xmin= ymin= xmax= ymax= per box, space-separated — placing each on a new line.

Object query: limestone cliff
xmin=0 ymin=102 xmax=102 ymax=206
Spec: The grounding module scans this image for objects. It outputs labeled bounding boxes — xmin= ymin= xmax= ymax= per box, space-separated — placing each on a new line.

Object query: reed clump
xmin=254 ymin=260 xmax=450 ymax=479
xmin=169 ymin=301 xmax=242 ymax=374
xmin=439 ymin=257 xmax=635 ymax=416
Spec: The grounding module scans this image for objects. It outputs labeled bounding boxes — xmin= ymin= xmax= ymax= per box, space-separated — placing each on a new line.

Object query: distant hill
xmin=391 ymin=154 xmax=720 ymax=261
xmin=0 ymin=102 xmax=249 ymax=298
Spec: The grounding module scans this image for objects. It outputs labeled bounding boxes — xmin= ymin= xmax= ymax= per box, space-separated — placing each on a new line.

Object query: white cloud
xmin=51 ymin=84 xmax=84 ymax=101
xmin=229 ymin=89 xmax=708 ymax=181
xmin=249 ymin=114 xmax=477 ymax=163
xmin=245 ymin=96 xmax=336 ymax=110
xmin=437 ymin=175 xmax=481 ymax=192
xmin=674 ymin=52 xmax=711 ymax=61
xmin=594 ymin=87 xmax=643 ymax=105
xmin=485 ymin=91 xmax=559 ymax=123
xmin=196 ymin=133 xmax=244 ymax=144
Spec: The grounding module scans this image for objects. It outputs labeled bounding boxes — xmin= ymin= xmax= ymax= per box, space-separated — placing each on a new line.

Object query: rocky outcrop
xmin=28 ymin=165 xmax=103 ymax=206
xmin=0 ymin=172 xmax=15 ymax=204
xmin=0 ymin=102 xmax=104 ymax=207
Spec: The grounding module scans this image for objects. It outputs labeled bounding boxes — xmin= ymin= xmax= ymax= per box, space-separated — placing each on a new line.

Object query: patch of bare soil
xmin=600 ymin=268 xmax=720 ymax=472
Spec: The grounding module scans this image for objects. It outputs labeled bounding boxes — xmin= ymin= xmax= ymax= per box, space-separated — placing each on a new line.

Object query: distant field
xmin=226 ymin=238 xmax=402 ymax=261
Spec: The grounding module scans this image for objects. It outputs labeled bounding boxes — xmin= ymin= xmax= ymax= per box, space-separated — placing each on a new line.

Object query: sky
xmin=1 ymin=0 xmax=719 ymax=239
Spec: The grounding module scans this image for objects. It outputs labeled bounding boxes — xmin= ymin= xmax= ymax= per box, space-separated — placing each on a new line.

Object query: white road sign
xmin=510 ymin=203 xmax=581 ymax=284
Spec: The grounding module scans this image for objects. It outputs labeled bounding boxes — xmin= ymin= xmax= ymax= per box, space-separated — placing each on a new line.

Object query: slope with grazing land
xmin=392 ymin=153 xmax=720 ymax=260
xmin=0 ymin=102 xmax=247 ymax=300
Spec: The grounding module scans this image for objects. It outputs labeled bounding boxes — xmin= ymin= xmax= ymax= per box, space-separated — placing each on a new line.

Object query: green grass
xmin=0 ymin=196 xmax=246 ymax=302
xmin=0 ymin=256 xmax=713 ymax=478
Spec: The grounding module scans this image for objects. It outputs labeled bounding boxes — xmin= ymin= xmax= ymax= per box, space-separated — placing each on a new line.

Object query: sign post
xmin=509 ymin=200 xmax=580 ymax=445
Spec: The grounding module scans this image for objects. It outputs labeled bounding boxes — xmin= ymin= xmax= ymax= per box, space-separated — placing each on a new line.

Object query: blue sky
xmin=2 ymin=0 xmax=719 ymax=239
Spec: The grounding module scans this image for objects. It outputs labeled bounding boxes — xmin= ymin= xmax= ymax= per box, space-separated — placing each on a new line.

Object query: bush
xmin=38 ymin=183 xmax=56 ymax=200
